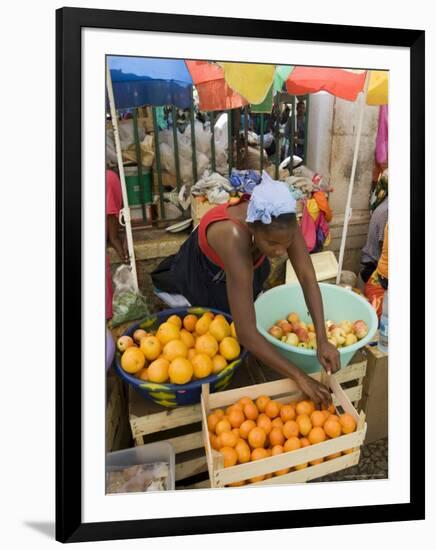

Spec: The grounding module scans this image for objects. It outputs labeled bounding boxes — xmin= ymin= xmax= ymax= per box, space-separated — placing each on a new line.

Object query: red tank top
xmin=198 ymin=198 xmax=266 ymax=270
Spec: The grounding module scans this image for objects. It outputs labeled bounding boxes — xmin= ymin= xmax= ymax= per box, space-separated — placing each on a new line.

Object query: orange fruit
xmin=228 ymin=409 xmax=245 ymax=429
xmin=300 ymin=437 xmax=311 ymax=448
xmin=207 ymin=412 xmax=220 ymax=433
xmin=226 ymin=403 xmax=243 ymax=415
xmin=232 ymin=428 xmax=241 ymax=439
xmin=214 ymin=408 xmax=225 ymax=419
xmin=310 ymin=457 xmax=324 ymax=466
xmin=324 ymin=418 xmax=342 ymax=438
xmin=156 ymin=322 xmax=180 ymax=345
xmin=220 ymin=446 xmax=238 ymax=468
xmin=203 ymin=311 xmax=214 ymax=320
xmin=121 ymin=347 xmax=146 ymax=373
xmin=162 ymin=339 xmax=188 ymax=362
xmin=235 ymin=439 xmax=251 ymax=463
xmin=343 ymin=448 xmax=354 ymax=455
xmin=220 ymin=431 xmax=238 ymax=448
xmin=248 ymin=427 xmax=267 ymax=449
xmin=328 ymin=414 xmax=340 ymax=423
xmin=219 ymin=337 xmax=241 ymax=360
xmin=215 ymin=418 xmax=232 ymax=435
xmin=183 ymin=314 xmax=198 ymax=332
xmin=238 ymin=397 xmax=254 ymax=408
xmin=180 ymin=329 xmax=195 ymax=349
xmin=280 ymin=404 xmax=296 ymax=423
xmin=271 ymin=417 xmax=284 ymax=430
xmin=168 ymin=357 xmax=193 ymax=384
xmin=322 ymin=402 xmax=336 ymax=414
xmin=117 ymin=335 xmax=135 ymax=352
xmin=308 ymin=427 xmax=327 ymax=445
xmin=139 ymin=336 xmax=162 ymax=361
xmin=326 ymin=452 xmax=342 ymax=460
xmin=244 ymin=402 xmax=259 ymax=421
xmin=311 ymin=410 xmax=326 ymax=428
xmin=295 ymin=463 xmax=308 ymax=470
xmin=195 ymin=314 xmax=212 ymax=336
xmin=187 ymin=348 xmax=196 ymax=361
xmin=284 ymin=437 xmax=301 ymax=452
xmin=167 ymin=314 xmax=182 ymax=329
xmin=269 ymin=427 xmax=285 ymax=447
xmin=228 ymin=480 xmax=245 ymax=487
xmin=249 ymin=475 xmax=266 ymax=483
xmin=271 ymin=445 xmax=290 ymax=476
xmin=255 ymin=395 xmax=271 ymax=413
xmin=265 ymin=400 xmax=280 ymax=419
xmin=339 ymin=413 xmax=357 ymax=434
xmin=257 ymin=414 xmax=272 ymax=435
xmin=135 ymin=367 xmax=149 ymax=381
xmin=283 ymin=420 xmax=299 ymax=439
xmin=192 ymin=353 xmax=213 ymax=379
xmin=212 ymin=354 xmax=227 ymax=373
xmin=296 ymin=400 xmax=314 ymax=416
xmin=195 ymin=334 xmax=219 ymax=358
xmin=147 ymin=357 xmax=170 ymax=383
xmin=133 ymin=329 xmax=148 ymax=343
xmin=296 ymin=414 xmax=312 ymax=436
xmin=210 ymin=433 xmax=221 ymax=451
xmin=230 ymin=322 xmax=238 ymax=340
xmin=251 ymin=447 xmax=269 ymax=461
xmin=239 ymin=419 xmax=256 ymax=439
xmin=208 ymin=318 xmax=231 ymax=342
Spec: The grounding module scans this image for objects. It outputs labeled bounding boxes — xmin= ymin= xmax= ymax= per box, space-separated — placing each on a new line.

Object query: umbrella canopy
xmin=108 ymin=56 xmax=194 ymax=109
xmin=219 ymin=63 xmax=277 ymax=104
xmin=367 ymin=70 xmax=389 ymax=105
xmin=185 ymin=60 xmax=248 ymax=111
xmin=285 ymin=67 xmax=367 ymax=101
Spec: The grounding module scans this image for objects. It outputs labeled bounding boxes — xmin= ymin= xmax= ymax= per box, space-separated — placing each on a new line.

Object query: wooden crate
xmin=201 ymin=362 xmax=367 ymax=488
xmin=106 ymin=373 xmax=131 ymax=452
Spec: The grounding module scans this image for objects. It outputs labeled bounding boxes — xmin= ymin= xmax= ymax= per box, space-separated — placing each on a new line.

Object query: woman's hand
xmin=294 ymin=373 xmax=332 ymax=409
xmin=317 ymin=340 xmax=341 ymax=375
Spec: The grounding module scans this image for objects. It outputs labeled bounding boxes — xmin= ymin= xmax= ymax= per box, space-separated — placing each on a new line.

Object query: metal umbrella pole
xmin=106 ymin=62 xmax=139 ymax=291
xmin=336 ymin=73 xmax=370 ymax=284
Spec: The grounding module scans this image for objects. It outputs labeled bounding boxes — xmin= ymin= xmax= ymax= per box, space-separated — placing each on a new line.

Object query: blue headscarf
xmin=246 ymin=171 xmax=296 ymax=224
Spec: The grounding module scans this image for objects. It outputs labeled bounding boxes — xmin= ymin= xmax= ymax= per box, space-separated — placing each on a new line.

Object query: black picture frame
xmin=56 ymin=7 xmax=425 ymax=543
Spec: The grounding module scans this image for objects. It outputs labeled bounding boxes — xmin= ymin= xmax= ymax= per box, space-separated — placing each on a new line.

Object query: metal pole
xmin=336 ymin=73 xmax=370 ymax=283
xmin=227 ymin=109 xmax=233 ymax=176
xmin=290 ymin=95 xmax=296 ymax=176
xmin=133 ymin=108 xmax=147 ymax=223
xmin=106 ymin=63 xmax=138 ymax=291
xmin=210 ymin=111 xmax=216 ymax=172
xmin=152 ymin=106 xmax=165 ymax=220
xmin=303 ymin=95 xmax=310 ymax=165
xmin=189 ymin=87 xmax=198 ymax=183
xmin=260 ymin=113 xmax=264 ymax=173
xmin=171 ymin=105 xmax=181 ymax=191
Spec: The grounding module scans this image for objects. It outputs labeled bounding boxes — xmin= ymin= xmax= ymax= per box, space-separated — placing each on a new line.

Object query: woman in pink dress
xmin=106 ymin=168 xmax=129 ymax=319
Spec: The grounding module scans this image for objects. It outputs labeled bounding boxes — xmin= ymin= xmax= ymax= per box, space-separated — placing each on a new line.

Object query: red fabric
xmin=185 ymin=60 xmax=248 ymax=111
xmin=286 ymin=67 xmax=367 ymax=102
xmin=106 ymin=170 xmax=123 ymax=320
xmin=364 ymin=272 xmax=386 ymax=319
xmin=198 ymin=199 xmax=265 ymax=270
xmin=300 ymin=202 xmax=317 ymax=252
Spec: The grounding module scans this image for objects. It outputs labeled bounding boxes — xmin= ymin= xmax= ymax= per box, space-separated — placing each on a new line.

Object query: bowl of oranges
xmin=114 ymin=307 xmax=247 ymax=407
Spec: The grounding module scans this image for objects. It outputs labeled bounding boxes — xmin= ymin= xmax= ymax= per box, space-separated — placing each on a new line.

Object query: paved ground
xmin=313 ymin=437 xmax=388 ymax=482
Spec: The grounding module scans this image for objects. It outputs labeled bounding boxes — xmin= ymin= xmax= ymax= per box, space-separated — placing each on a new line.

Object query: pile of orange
xmin=207 ymin=394 xmax=357 ymax=486
xmin=117 ymin=312 xmax=241 ymax=385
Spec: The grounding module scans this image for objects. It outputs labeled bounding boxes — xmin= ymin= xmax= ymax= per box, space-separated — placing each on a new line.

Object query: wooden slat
xmin=330 ymin=376 xmax=361 ymax=419
xmin=130 ymin=404 xmax=202 ymax=438
xmin=334 ymin=361 xmax=367 ymax=384
xmin=251 ymin=450 xmax=360 ymax=486
xmin=166 ymin=431 xmax=204 ymax=455
xmin=175 ymin=455 xmax=208 ymax=482
xmin=334 ymin=386 xmax=362 ymax=409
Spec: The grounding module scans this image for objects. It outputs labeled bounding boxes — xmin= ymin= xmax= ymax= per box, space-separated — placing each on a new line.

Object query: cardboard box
xmin=359 ymin=344 xmax=388 ymax=444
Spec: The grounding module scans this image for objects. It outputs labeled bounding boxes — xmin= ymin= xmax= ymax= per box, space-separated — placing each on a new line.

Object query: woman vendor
xmin=152 ymin=173 xmax=340 ymax=407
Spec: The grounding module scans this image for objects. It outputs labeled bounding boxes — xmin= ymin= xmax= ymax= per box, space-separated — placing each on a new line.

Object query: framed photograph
xmin=56 ymin=7 xmax=425 ymax=543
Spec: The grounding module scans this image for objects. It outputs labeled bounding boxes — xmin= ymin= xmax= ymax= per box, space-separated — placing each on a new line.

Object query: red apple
xmin=117 ymin=335 xmax=135 ymax=352
xmin=269 ymin=325 xmax=284 ymax=339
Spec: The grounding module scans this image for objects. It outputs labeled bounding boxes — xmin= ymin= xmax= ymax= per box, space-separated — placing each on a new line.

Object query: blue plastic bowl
xmin=114 ymin=307 xmax=247 ymax=407
xmin=254 ymin=283 xmax=378 ymax=374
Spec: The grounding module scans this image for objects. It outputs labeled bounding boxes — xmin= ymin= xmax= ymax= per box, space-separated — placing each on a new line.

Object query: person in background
xmin=106 ymin=167 xmax=129 ymax=320
xmin=364 ymin=222 xmax=388 ymax=318
xmin=294 ymin=100 xmax=306 ymax=158
xmin=360 ymin=193 xmax=388 ymax=283
xmin=151 ymin=173 xmax=340 ymax=407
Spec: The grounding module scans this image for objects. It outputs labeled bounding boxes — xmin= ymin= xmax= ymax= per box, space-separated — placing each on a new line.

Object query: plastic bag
xmin=111 ymin=264 xmax=149 ymax=327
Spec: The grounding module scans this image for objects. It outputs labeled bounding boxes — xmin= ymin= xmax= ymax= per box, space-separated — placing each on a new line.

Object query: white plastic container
xmin=106 ymin=441 xmax=175 ymax=491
